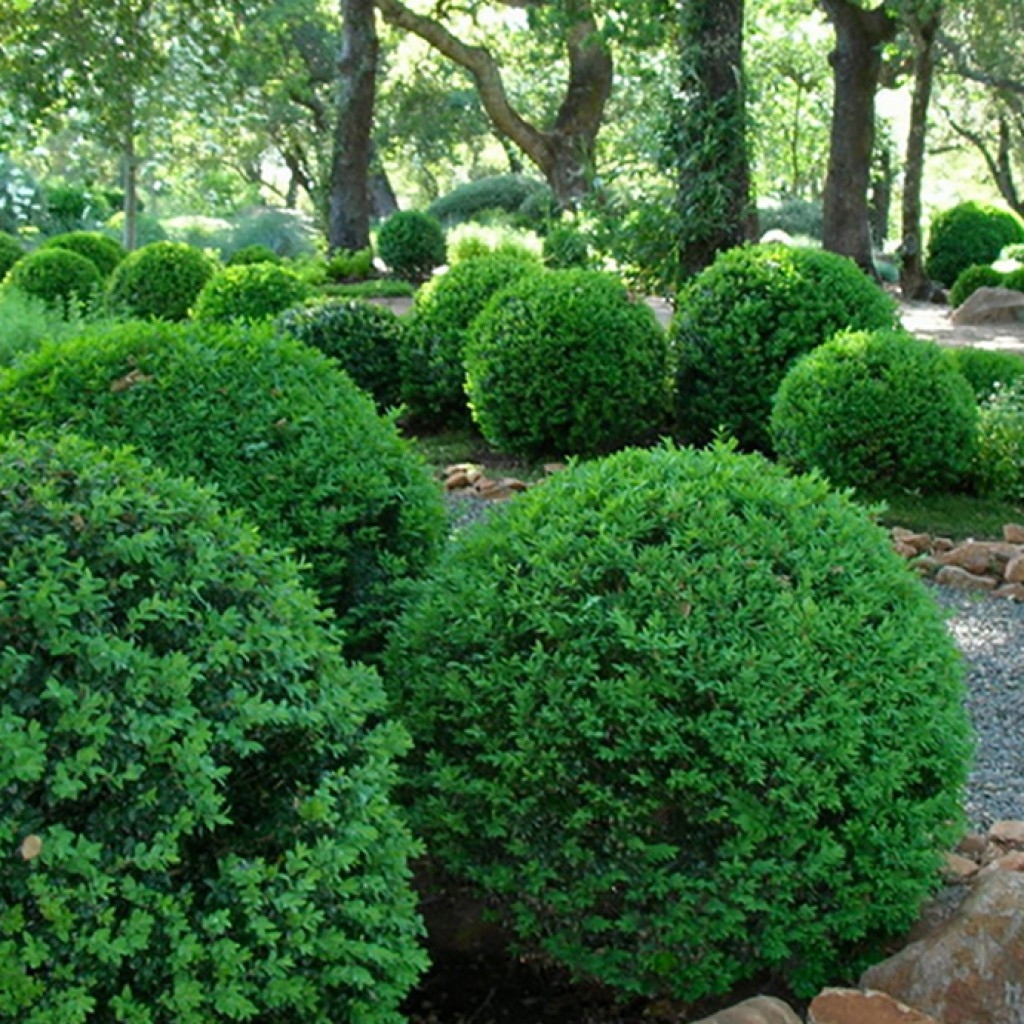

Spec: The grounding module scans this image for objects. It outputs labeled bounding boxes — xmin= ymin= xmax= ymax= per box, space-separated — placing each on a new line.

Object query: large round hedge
xmin=770 ymin=328 xmax=978 ymax=493
xmin=377 ymin=210 xmax=446 ymax=283
xmin=464 ymin=269 xmax=671 ymax=456
xmin=925 ymin=201 xmax=1024 ymax=287
xmin=41 ymin=230 xmax=126 ymax=278
xmin=948 ymin=263 xmax=1005 ymax=308
xmin=107 ymin=241 xmax=217 ymax=321
xmin=3 ymin=246 xmax=102 ymax=312
xmin=0 ymin=230 xmax=25 ymax=278
xmin=0 ymin=321 xmax=446 ymax=656
xmin=0 ymin=431 xmax=425 ymax=1023
xmin=400 ymin=253 xmax=540 ymax=425
xmin=975 ymin=378 xmax=1024 ymax=502
xmin=276 ymin=298 xmax=405 ymax=410
xmin=193 ymin=262 xmax=310 ymax=323
xmin=386 ymin=442 xmax=971 ymax=1001
xmin=671 ymin=244 xmax=898 ymax=452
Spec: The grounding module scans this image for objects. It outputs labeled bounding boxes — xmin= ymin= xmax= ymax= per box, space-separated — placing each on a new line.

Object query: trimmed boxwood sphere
xmin=107 ymin=241 xmax=217 ymax=321
xmin=386 ymin=442 xmax=971 ymax=1001
xmin=671 ymin=243 xmax=898 ymax=452
xmin=3 ymin=246 xmax=102 ymax=311
xmin=377 ymin=210 xmax=446 ymax=283
xmin=193 ymin=262 xmax=310 ymax=323
xmin=41 ymin=230 xmax=126 ymax=278
xmin=464 ymin=269 xmax=671 ymax=456
xmin=770 ymin=328 xmax=978 ymax=493
xmin=0 ymin=431 xmax=425 ymax=1023
xmin=0 ymin=320 xmax=446 ymax=656
xmin=948 ymin=263 xmax=1005 ymax=308
xmin=925 ymin=201 xmax=1024 ymax=287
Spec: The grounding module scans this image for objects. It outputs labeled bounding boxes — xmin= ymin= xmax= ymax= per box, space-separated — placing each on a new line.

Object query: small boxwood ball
xmin=386 ymin=442 xmax=971 ymax=1001
xmin=193 ymin=262 xmax=310 ymax=323
xmin=925 ymin=201 xmax=1024 ymax=287
xmin=377 ymin=210 xmax=447 ymax=283
xmin=770 ymin=328 xmax=979 ymax=494
xmin=107 ymin=241 xmax=217 ymax=321
xmin=41 ymin=230 xmax=126 ymax=278
xmin=948 ymin=263 xmax=1005 ymax=308
xmin=0 ymin=431 xmax=425 ymax=1022
xmin=4 ymin=246 xmax=102 ymax=312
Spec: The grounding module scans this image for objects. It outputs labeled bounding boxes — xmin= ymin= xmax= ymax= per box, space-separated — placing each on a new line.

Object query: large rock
xmin=688 ymin=995 xmax=802 ymax=1024
xmin=808 ymin=988 xmax=942 ymax=1024
xmin=950 ymin=286 xmax=1024 ymax=325
xmin=860 ymin=870 xmax=1024 ymax=1024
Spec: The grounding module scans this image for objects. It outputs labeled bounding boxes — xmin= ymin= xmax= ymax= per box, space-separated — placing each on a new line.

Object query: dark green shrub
xmin=277 ymin=298 xmax=404 ymax=409
xmin=226 ymin=242 xmax=281 ymax=266
xmin=757 ymin=198 xmax=824 ymax=240
xmin=193 ymin=262 xmax=310 ymax=323
xmin=44 ymin=183 xmax=111 ymax=232
xmin=975 ymin=378 xmax=1024 ymax=502
xmin=0 ymin=431 xmax=426 ymax=1023
xmin=925 ymin=201 xmax=1024 ymax=287
xmin=542 ymin=225 xmax=590 ymax=268
xmin=41 ymin=230 xmax=127 ymax=278
xmin=104 ymin=211 xmax=168 ymax=246
xmin=326 ymin=247 xmax=374 ymax=281
xmin=377 ymin=210 xmax=446 ymax=283
xmin=427 ymin=174 xmax=546 ymax=226
xmin=386 ymin=441 xmax=970 ymax=1001
xmin=946 ymin=346 xmax=1024 ymax=402
xmin=516 ymin=185 xmax=559 ymax=228
xmin=464 ymin=270 xmax=671 ymax=456
xmin=1003 ymin=242 xmax=1024 ymax=261
xmin=400 ymin=253 xmax=540 ymax=425
xmin=949 ymin=264 xmax=1005 ymax=308
xmin=671 ymin=243 xmax=898 ymax=452
xmin=0 ymin=230 xmax=25 ymax=278
xmin=107 ymin=241 xmax=217 ymax=321
xmin=0 ymin=321 xmax=446 ymax=656
xmin=771 ymin=328 xmax=978 ymax=493
xmin=3 ymin=247 xmax=102 ymax=313
xmin=1004 ymin=267 xmax=1024 ymax=293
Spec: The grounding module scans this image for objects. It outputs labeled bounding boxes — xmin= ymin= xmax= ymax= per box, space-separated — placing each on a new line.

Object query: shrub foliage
xmin=925 ymin=201 xmax=1024 ymax=287
xmin=377 ymin=210 xmax=446 ymax=282
xmin=0 ymin=230 xmax=25 ymax=278
xmin=975 ymin=378 xmax=1024 ymax=502
xmin=946 ymin=346 xmax=1024 ymax=402
xmin=107 ymin=241 xmax=217 ymax=321
xmin=427 ymin=174 xmax=547 ymax=226
xmin=193 ymin=262 xmax=310 ymax=323
xmin=948 ymin=264 xmax=1006 ymax=308
xmin=3 ymin=247 xmax=101 ymax=312
xmin=41 ymin=230 xmax=126 ymax=278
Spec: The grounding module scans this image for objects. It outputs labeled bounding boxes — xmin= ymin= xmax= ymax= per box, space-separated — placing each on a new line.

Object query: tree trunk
xmin=900 ymin=9 xmax=940 ymax=300
xmin=121 ymin=127 xmax=139 ymax=252
xmin=821 ymin=0 xmax=896 ymax=274
xmin=369 ymin=145 xmax=400 ymax=220
xmin=328 ymin=0 xmax=378 ymax=253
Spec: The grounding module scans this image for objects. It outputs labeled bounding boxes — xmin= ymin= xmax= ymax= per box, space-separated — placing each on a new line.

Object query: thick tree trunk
xmin=821 ymin=0 xmax=896 ymax=274
xmin=369 ymin=145 xmax=399 ymax=220
xmin=121 ymin=128 xmax=139 ymax=252
xmin=328 ymin=0 xmax=378 ymax=253
xmin=900 ymin=10 xmax=940 ymax=300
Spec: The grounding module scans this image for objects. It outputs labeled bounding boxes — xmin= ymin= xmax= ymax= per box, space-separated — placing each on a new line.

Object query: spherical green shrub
xmin=542 ymin=225 xmax=590 ymax=268
xmin=377 ymin=210 xmax=446 ymax=282
xmin=946 ymin=346 xmax=1024 ymax=402
xmin=385 ymin=442 xmax=970 ymax=1001
xmin=925 ymin=201 xmax=1024 ymax=287
xmin=276 ymin=298 xmax=404 ymax=409
xmin=41 ymin=230 xmax=126 ymax=278
xmin=770 ymin=328 xmax=978 ymax=493
xmin=949 ymin=264 xmax=1006 ymax=308
xmin=226 ymin=242 xmax=282 ymax=266
xmin=400 ymin=253 xmax=541 ymax=425
xmin=107 ymin=241 xmax=217 ymax=321
xmin=0 ymin=230 xmax=25 ymax=278
xmin=3 ymin=247 xmax=101 ymax=312
xmin=465 ymin=270 xmax=671 ymax=456
xmin=671 ymin=243 xmax=898 ymax=452
xmin=975 ymin=379 xmax=1024 ymax=502
xmin=193 ymin=262 xmax=310 ymax=323
xmin=0 ymin=320 xmax=446 ymax=656
xmin=0 ymin=430 xmax=425 ymax=1023
xmin=427 ymin=174 xmax=546 ymax=226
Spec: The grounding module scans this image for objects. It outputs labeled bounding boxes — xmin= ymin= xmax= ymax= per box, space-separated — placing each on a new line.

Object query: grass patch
xmin=317 ymin=279 xmax=416 ymax=299
xmin=875 ymin=490 xmax=1024 ymax=540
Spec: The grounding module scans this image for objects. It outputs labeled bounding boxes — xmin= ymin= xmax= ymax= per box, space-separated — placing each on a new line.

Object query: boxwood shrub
xmin=0 ymin=431 xmax=425 ymax=1023
xmin=107 ymin=241 xmax=217 ymax=321
xmin=542 ymin=225 xmax=590 ymax=268
xmin=948 ymin=264 xmax=1005 ymax=308
xmin=41 ymin=230 xmax=126 ymax=278
xmin=946 ymin=346 xmax=1024 ymax=402
xmin=0 ymin=230 xmax=25 ymax=278
xmin=3 ymin=247 xmax=102 ymax=312
xmin=464 ymin=269 xmax=671 ymax=456
xmin=385 ymin=442 xmax=971 ymax=1001
xmin=226 ymin=242 xmax=281 ymax=266
xmin=925 ymin=201 xmax=1024 ymax=287
xmin=975 ymin=378 xmax=1024 ymax=502
xmin=377 ymin=210 xmax=446 ymax=283
xmin=193 ymin=262 xmax=310 ymax=323
xmin=771 ymin=328 xmax=978 ymax=493
xmin=0 ymin=321 xmax=446 ymax=656
xmin=427 ymin=174 xmax=546 ymax=226
xmin=671 ymin=243 xmax=898 ymax=452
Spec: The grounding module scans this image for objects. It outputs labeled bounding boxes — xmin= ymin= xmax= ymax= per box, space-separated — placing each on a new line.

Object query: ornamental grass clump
xmin=770 ymin=328 xmax=978 ymax=494
xmin=671 ymin=243 xmax=898 ymax=452
xmin=0 ymin=432 xmax=426 ymax=1023
xmin=0 ymin=320 xmax=445 ymax=657
xmin=386 ymin=442 xmax=971 ymax=1002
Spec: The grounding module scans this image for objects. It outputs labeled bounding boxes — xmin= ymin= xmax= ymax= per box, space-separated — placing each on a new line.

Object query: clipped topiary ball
xmin=377 ymin=210 xmax=446 ymax=283
xmin=3 ymin=246 xmax=101 ymax=312
xmin=400 ymin=252 xmax=540 ymax=426
xmin=0 ymin=230 xmax=25 ymax=278
xmin=386 ymin=442 xmax=971 ymax=1002
xmin=925 ymin=201 xmax=1024 ymax=287
xmin=276 ymin=298 xmax=405 ymax=409
xmin=948 ymin=263 xmax=1005 ymax=308
xmin=1004 ymin=266 xmax=1024 ymax=293
xmin=107 ymin=241 xmax=217 ymax=321
xmin=0 ymin=320 xmax=446 ymax=656
xmin=541 ymin=225 xmax=590 ymax=268
xmin=946 ymin=346 xmax=1024 ymax=402
xmin=975 ymin=378 xmax=1024 ymax=502
xmin=193 ymin=262 xmax=310 ymax=323
xmin=41 ymin=230 xmax=126 ymax=278
xmin=770 ymin=328 xmax=978 ymax=493
xmin=0 ymin=430 xmax=426 ymax=1022
xmin=671 ymin=243 xmax=897 ymax=452
xmin=464 ymin=269 xmax=671 ymax=456
xmin=226 ymin=242 xmax=282 ymax=266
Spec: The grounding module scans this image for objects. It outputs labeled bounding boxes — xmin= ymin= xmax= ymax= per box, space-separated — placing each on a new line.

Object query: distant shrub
xmin=671 ymin=244 xmax=898 ymax=452
xmin=0 ymin=320 xmax=445 ymax=656
xmin=193 ymin=262 xmax=310 ymax=323
xmin=104 ymin=211 xmax=168 ymax=247
xmin=771 ymin=328 xmax=978 ymax=493
xmin=949 ymin=264 xmax=1006 ymax=308
xmin=446 ymin=222 xmax=541 ymax=265
xmin=0 ymin=431 xmax=426 ymax=1023
xmin=925 ymin=201 xmax=1024 ymax=287
xmin=0 ymin=230 xmax=25 ymax=278
xmin=41 ymin=230 xmax=126 ymax=278
xmin=946 ymin=347 xmax=1024 ymax=402
xmin=226 ymin=242 xmax=281 ymax=266
xmin=516 ymin=185 xmax=560 ymax=228
xmin=226 ymin=207 xmax=316 ymax=259
xmin=378 ymin=210 xmax=446 ymax=283
xmin=465 ymin=269 xmax=671 ymax=456
xmin=319 ymin=279 xmax=416 ymax=300
xmin=427 ymin=174 xmax=547 ymax=226
xmin=542 ymin=225 xmax=590 ymax=268
xmin=107 ymin=241 xmax=217 ymax=321
xmin=162 ymin=213 xmax=233 ymax=252
xmin=758 ymin=197 xmax=824 ymax=240
xmin=386 ymin=441 xmax=971 ymax=1002
xmin=3 ymin=247 xmax=101 ymax=313
xmin=277 ymin=298 xmax=404 ymax=409
xmin=43 ymin=183 xmax=111 ymax=232
xmin=975 ymin=379 xmax=1024 ymax=502
xmin=326 ymin=246 xmax=374 ymax=281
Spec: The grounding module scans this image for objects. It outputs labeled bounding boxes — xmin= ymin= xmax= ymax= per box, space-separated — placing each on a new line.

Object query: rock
xmin=992 ymin=583 xmax=1024 ymax=601
xmin=894 ymin=542 xmax=919 ymax=559
xmin=860 ymin=870 xmax=1024 ymax=1024
xmin=688 ymin=995 xmax=802 ymax=1024
xmin=445 ymin=470 xmax=472 ymax=491
xmin=1004 ymin=524 xmax=1024 ymax=544
xmin=474 ymin=476 xmax=529 ymax=501
xmin=938 ymin=541 xmax=998 ymax=575
xmin=891 ymin=528 xmax=933 ymax=553
xmin=989 ymin=820 xmax=1024 ymax=847
xmin=808 ymin=988 xmax=943 ymax=1024
xmin=993 ymin=852 xmax=1024 ymax=873
xmin=956 ymin=832 xmax=989 ymax=859
xmin=942 ymin=851 xmax=980 ymax=882
xmin=543 ymin=462 xmax=567 ymax=475
xmin=950 ymin=286 xmax=1024 ymax=325
xmin=934 ymin=565 xmax=997 ymax=592
xmin=932 ymin=537 xmax=954 ymax=553
xmin=1005 ymin=555 xmax=1024 ymax=584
